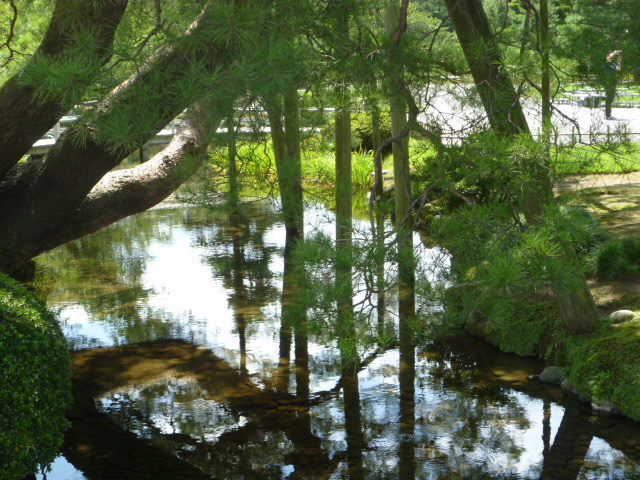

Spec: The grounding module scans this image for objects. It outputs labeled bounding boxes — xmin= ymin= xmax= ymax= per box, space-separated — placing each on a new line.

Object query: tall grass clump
xmin=587 ymin=235 xmax=640 ymax=280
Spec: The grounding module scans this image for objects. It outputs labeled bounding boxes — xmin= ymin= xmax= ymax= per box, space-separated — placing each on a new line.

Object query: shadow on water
xmin=32 ymin=202 xmax=640 ymax=479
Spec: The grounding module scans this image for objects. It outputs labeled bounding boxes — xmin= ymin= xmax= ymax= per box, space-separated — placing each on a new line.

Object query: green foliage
xmin=350 ymin=111 xmax=392 ymax=153
xmin=586 ymin=235 xmax=640 ymax=280
xmin=565 ymin=319 xmax=640 ymax=420
xmin=486 ymin=300 xmax=561 ymax=356
xmin=0 ymin=1 xmax=53 ymax=84
xmin=302 ymin=150 xmax=335 ymax=187
xmin=351 ymin=151 xmax=375 ymax=191
xmin=432 ymin=198 xmax=603 ymax=356
xmin=0 ymin=273 xmax=72 ymax=479
xmin=557 ymin=0 xmax=640 ymax=80
xmin=413 ymin=133 xmax=549 ymax=212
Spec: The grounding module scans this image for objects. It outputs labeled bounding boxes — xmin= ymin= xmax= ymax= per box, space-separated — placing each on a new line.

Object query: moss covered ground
xmin=564 ymin=317 xmax=640 ymax=420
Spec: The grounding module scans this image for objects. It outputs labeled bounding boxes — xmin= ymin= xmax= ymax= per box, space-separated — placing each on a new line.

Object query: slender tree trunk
xmin=385 ymin=3 xmax=416 ymax=341
xmin=268 ymin=88 xmax=304 ymax=391
xmin=335 ymin=107 xmax=354 ymax=342
xmin=265 ymin=88 xmax=303 ymax=241
xmin=540 ymin=0 xmax=552 ymax=136
xmin=371 ymin=103 xmax=387 ymax=335
xmin=227 ymin=111 xmax=239 ymax=208
xmin=444 ymin=0 xmax=600 ymax=333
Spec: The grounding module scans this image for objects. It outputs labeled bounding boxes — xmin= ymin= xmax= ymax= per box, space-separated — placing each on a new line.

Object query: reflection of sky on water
xmin=34 ymin=202 xmax=640 ymax=479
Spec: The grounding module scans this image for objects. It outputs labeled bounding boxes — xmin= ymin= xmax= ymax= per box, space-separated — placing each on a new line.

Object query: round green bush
xmin=0 ymin=273 xmax=71 ymax=479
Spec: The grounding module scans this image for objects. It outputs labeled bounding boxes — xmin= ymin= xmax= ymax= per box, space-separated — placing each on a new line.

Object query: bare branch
xmin=0 ymin=0 xmax=22 ymax=68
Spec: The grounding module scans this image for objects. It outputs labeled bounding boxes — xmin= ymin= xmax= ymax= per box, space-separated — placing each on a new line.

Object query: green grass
xmin=586 ymin=235 xmax=640 ymax=280
xmin=552 ymin=142 xmax=640 ymax=175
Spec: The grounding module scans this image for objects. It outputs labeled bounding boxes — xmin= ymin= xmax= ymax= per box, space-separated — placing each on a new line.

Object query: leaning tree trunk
xmin=0 ymin=0 xmax=243 ymax=274
xmin=444 ymin=0 xmax=600 ymax=333
xmin=0 ymin=0 xmax=129 ymax=179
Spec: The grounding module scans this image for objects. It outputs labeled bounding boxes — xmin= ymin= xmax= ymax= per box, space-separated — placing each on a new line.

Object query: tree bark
xmin=0 ymin=0 xmax=129 ymax=179
xmin=444 ymin=0 xmax=600 ymax=333
xmin=335 ymin=107 xmax=354 ymax=342
xmin=0 ymin=0 xmax=243 ymax=273
xmin=443 ymin=0 xmax=529 ymax=137
xmin=385 ymin=3 xmax=416 ymax=340
xmin=265 ymin=88 xmax=304 ymax=240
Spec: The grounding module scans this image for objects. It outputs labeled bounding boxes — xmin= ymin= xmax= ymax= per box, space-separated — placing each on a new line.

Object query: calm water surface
xmin=33 ymin=201 xmax=640 ymax=479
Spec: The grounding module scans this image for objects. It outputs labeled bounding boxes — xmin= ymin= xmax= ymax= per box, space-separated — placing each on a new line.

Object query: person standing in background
xmin=603 ymin=50 xmax=622 ymax=119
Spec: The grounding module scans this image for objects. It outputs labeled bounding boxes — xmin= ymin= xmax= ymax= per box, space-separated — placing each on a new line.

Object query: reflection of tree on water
xmin=67 ymin=340 xmax=339 ymax=479
xmin=422 ymin=337 xmax=640 ymax=480
xmin=35 ymin=209 xmax=195 ymax=348
xmin=198 ymin=203 xmax=282 ymax=319
xmin=39 ymin=201 xmax=640 ymax=479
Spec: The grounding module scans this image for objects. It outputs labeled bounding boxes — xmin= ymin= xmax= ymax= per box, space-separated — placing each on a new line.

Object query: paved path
xmin=421 ymin=85 xmax=640 ymax=144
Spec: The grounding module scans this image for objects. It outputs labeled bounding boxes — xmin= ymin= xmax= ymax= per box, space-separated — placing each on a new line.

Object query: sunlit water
xmin=32 ymin=201 xmax=640 ymax=479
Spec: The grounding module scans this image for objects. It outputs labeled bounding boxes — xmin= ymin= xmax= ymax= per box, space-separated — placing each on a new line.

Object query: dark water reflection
xmin=33 ymin=202 xmax=640 ymax=479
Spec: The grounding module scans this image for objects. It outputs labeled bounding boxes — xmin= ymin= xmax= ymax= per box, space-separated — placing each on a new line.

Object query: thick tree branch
xmin=0 ymin=0 xmax=249 ymax=273
xmin=0 ymin=0 xmax=128 ymax=181
xmin=41 ymin=111 xmax=215 ymax=254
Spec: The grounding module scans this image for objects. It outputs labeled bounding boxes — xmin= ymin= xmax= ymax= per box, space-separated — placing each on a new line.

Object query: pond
xmin=32 ymin=200 xmax=640 ymax=479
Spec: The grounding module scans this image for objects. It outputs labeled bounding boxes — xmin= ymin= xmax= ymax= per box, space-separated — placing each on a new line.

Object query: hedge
xmin=0 ymin=273 xmax=71 ymax=479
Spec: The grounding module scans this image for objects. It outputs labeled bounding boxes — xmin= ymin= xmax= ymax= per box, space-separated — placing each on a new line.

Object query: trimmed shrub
xmin=0 ymin=273 xmax=71 ymax=479
xmin=484 ymin=299 xmax=561 ymax=357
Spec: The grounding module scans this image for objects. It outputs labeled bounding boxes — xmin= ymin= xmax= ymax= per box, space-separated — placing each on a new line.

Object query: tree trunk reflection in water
xmin=277 ymin=229 xmax=304 ymax=393
xmin=270 ymin=86 xmax=304 ymax=393
xmin=342 ymin=362 xmax=365 ymax=480
xmin=540 ymin=407 xmax=593 ymax=480
xmin=230 ymin=208 xmax=248 ymax=377
xmin=227 ymin=119 xmax=248 ymax=376
xmin=398 ymin=319 xmax=416 ymax=480
xmin=542 ymin=399 xmax=551 ymax=458
xmin=370 ymin=102 xmax=386 ymax=337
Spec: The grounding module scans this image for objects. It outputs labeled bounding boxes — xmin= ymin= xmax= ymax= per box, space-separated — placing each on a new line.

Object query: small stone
xmin=561 ymin=378 xmax=580 ymax=396
xmin=539 ymin=366 xmax=566 ymax=385
xmin=610 ymin=310 xmax=637 ymax=324
xmin=592 ymin=400 xmax=617 ymax=415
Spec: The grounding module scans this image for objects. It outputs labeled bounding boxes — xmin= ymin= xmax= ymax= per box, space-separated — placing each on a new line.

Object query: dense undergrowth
xmin=0 ymin=273 xmax=71 ymax=479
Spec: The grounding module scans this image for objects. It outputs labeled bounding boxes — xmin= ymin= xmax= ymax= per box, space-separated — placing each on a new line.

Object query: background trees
xmin=1 ymin=0 xmax=635 ymax=321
